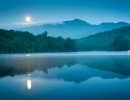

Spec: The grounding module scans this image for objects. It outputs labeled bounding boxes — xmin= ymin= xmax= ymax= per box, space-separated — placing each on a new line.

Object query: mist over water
xmin=0 ymin=52 xmax=130 ymax=100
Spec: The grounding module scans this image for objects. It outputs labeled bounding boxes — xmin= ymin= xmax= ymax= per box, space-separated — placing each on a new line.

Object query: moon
xmin=26 ymin=16 xmax=31 ymax=22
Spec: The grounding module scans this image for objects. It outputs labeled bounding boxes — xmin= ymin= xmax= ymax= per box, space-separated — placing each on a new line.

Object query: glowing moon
xmin=26 ymin=16 xmax=31 ymax=22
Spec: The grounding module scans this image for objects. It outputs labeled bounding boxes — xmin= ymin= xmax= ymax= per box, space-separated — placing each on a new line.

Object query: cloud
xmin=0 ymin=20 xmax=64 ymax=29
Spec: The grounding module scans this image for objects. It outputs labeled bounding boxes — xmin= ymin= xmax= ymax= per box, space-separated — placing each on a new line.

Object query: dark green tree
xmin=112 ymin=35 xmax=128 ymax=51
xmin=0 ymin=30 xmax=77 ymax=53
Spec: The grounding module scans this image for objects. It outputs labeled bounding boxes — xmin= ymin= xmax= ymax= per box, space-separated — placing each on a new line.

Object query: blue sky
xmin=0 ymin=0 xmax=130 ymax=28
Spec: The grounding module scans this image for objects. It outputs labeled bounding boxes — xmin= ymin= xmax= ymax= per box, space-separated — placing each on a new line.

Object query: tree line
xmin=0 ymin=26 xmax=130 ymax=53
xmin=0 ymin=29 xmax=77 ymax=53
xmin=76 ymin=26 xmax=130 ymax=51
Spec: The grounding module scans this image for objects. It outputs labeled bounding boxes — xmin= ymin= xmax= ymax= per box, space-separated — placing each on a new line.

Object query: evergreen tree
xmin=112 ymin=35 xmax=128 ymax=51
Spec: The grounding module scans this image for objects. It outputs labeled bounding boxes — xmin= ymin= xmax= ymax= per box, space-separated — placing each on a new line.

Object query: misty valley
xmin=1 ymin=23 xmax=130 ymax=100
xmin=0 ymin=26 xmax=130 ymax=54
xmin=0 ymin=20 xmax=130 ymax=100
xmin=1 ymin=0 xmax=130 ymax=100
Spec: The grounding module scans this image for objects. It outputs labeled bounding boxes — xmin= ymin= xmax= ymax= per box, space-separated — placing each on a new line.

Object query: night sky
xmin=0 ymin=0 xmax=130 ymax=29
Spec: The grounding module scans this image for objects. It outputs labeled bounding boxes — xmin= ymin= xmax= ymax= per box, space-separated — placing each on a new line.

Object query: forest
xmin=0 ymin=29 xmax=77 ymax=53
xmin=76 ymin=26 xmax=130 ymax=51
xmin=0 ymin=26 xmax=130 ymax=53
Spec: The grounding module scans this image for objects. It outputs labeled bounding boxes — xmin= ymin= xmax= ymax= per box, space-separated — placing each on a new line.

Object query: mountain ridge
xmin=18 ymin=19 xmax=130 ymax=38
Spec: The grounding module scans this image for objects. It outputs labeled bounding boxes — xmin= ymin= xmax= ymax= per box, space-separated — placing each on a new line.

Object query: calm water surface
xmin=0 ymin=52 xmax=130 ymax=100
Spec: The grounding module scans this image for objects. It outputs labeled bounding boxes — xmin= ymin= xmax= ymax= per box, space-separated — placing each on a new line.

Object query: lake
xmin=0 ymin=52 xmax=130 ymax=100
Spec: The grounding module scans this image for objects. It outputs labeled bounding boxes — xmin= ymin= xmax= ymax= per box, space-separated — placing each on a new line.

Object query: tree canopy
xmin=0 ymin=29 xmax=77 ymax=53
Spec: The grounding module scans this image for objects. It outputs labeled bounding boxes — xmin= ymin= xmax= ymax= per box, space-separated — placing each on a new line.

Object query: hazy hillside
xmin=77 ymin=26 xmax=130 ymax=51
xmin=1 ymin=26 xmax=130 ymax=53
xmin=18 ymin=19 xmax=130 ymax=38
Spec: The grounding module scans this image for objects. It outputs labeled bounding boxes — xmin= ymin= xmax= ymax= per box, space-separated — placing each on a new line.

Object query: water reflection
xmin=27 ymin=80 xmax=32 ymax=90
xmin=0 ymin=53 xmax=130 ymax=80
xmin=0 ymin=53 xmax=130 ymax=100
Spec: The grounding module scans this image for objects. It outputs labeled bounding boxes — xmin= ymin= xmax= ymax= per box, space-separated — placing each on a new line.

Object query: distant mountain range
xmin=18 ymin=19 xmax=130 ymax=38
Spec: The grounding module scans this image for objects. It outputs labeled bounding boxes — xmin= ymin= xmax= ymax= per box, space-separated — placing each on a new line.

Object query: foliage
xmin=0 ymin=30 xmax=77 ymax=53
xmin=0 ymin=26 xmax=130 ymax=53
xmin=76 ymin=26 xmax=130 ymax=51
xmin=112 ymin=35 xmax=128 ymax=51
